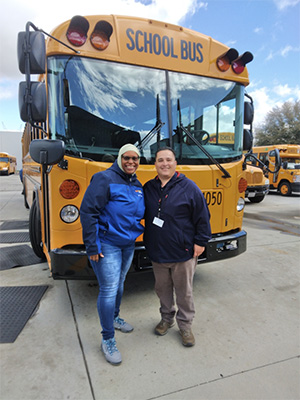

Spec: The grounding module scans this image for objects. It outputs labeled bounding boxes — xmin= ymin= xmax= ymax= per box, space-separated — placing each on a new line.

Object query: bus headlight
xmin=237 ymin=197 xmax=245 ymax=212
xmin=60 ymin=205 xmax=79 ymax=223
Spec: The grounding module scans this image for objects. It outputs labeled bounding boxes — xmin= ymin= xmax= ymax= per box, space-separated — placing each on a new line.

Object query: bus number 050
xmin=204 ymin=191 xmax=222 ymax=206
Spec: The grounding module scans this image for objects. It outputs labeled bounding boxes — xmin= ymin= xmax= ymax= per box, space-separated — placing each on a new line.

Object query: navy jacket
xmin=143 ymin=172 xmax=211 ymax=263
xmin=80 ymin=161 xmax=145 ymax=256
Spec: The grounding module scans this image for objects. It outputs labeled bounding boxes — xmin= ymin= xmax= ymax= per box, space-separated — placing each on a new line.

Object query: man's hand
xmin=193 ymin=244 xmax=205 ymax=258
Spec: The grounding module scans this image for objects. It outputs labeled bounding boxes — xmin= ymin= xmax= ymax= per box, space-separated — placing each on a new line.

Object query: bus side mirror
xmin=282 ymin=161 xmax=288 ymax=169
xmin=17 ymin=31 xmax=45 ymax=74
xmin=244 ymin=102 xmax=254 ymax=125
xmin=30 ymin=139 xmax=65 ymax=165
xmin=19 ymin=81 xmax=47 ymax=122
xmin=243 ymin=129 xmax=253 ymax=151
xmin=270 ymin=148 xmax=282 ymax=173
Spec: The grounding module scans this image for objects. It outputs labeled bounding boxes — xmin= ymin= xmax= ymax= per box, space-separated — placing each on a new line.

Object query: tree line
xmin=254 ymin=99 xmax=300 ymax=145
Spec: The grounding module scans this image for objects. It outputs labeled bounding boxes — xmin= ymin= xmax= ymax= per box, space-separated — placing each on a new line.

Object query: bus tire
xmin=29 ymin=198 xmax=46 ymax=260
xmin=249 ymin=195 xmax=265 ymax=203
xmin=278 ymin=181 xmax=291 ymax=196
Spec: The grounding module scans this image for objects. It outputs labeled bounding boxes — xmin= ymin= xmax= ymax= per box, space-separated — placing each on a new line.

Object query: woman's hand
xmin=90 ymin=253 xmax=104 ymax=262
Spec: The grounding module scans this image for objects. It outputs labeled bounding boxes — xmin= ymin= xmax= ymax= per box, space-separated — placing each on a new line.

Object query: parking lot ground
xmin=0 ymin=175 xmax=300 ymax=400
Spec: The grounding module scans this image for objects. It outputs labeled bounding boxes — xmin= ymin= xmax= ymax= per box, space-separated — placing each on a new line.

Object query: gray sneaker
xmin=114 ymin=316 xmax=134 ymax=333
xmin=101 ymin=338 xmax=122 ymax=365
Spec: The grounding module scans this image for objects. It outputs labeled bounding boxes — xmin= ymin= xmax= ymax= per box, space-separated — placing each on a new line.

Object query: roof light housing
xmin=232 ymin=51 xmax=254 ymax=74
xmin=90 ymin=21 xmax=113 ymax=50
xmin=217 ymin=48 xmax=239 ymax=72
xmin=66 ymin=15 xmax=89 ymax=46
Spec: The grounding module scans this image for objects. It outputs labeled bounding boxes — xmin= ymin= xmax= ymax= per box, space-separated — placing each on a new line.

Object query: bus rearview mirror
xmin=18 ymin=31 xmax=46 ymax=75
xmin=30 ymin=139 xmax=65 ymax=165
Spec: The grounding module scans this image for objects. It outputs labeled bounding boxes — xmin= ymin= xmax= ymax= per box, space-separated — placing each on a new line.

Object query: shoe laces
xmin=114 ymin=316 xmax=125 ymax=326
xmin=104 ymin=338 xmax=118 ymax=355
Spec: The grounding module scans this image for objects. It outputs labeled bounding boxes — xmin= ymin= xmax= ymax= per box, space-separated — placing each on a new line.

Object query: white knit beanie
xmin=117 ymin=144 xmax=141 ymax=173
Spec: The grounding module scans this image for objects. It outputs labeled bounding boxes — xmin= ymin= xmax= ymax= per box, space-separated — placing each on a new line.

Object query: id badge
xmin=153 ymin=216 xmax=164 ymax=228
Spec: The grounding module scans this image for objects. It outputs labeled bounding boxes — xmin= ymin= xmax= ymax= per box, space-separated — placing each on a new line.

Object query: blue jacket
xmin=80 ymin=161 xmax=145 ymax=256
xmin=143 ymin=172 xmax=211 ymax=263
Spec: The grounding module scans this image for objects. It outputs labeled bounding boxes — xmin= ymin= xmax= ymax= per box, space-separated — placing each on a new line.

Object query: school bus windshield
xmin=48 ymin=56 xmax=244 ymax=164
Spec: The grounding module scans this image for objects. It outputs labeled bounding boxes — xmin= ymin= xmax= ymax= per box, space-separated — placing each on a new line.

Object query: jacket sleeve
xmin=190 ymin=183 xmax=212 ymax=246
xmin=80 ymin=173 xmax=110 ymax=256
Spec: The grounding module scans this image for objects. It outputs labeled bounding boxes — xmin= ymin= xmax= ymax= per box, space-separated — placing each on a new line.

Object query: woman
xmin=80 ymin=144 xmax=145 ymax=365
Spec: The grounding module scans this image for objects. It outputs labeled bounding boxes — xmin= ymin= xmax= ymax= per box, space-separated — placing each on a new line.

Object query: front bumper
xmin=291 ymin=182 xmax=300 ymax=193
xmin=50 ymin=229 xmax=247 ymax=280
xmin=245 ymin=185 xmax=269 ymax=198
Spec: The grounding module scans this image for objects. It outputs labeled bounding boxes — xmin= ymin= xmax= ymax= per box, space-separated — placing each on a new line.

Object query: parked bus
xmin=244 ymin=165 xmax=269 ymax=203
xmin=252 ymin=145 xmax=300 ymax=196
xmin=0 ymin=152 xmax=17 ymax=175
xmin=209 ymin=133 xmax=270 ymax=203
xmin=18 ymin=15 xmax=261 ymax=279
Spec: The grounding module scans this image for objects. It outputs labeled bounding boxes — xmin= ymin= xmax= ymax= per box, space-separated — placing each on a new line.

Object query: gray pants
xmin=152 ymin=258 xmax=197 ymax=331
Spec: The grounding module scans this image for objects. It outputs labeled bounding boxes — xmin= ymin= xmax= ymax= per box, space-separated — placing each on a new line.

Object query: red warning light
xmin=66 ymin=16 xmax=89 ymax=47
xmin=232 ymin=52 xmax=254 ymax=74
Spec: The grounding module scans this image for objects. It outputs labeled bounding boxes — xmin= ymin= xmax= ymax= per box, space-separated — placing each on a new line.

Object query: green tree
xmin=254 ymin=100 xmax=300 ymax=145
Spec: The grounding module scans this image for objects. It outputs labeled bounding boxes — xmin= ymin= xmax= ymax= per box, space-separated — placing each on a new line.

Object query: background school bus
xmin=252 ymin=144 xmax=300 ymax=196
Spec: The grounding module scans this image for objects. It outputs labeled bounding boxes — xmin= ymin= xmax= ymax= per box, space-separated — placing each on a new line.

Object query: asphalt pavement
xmin=0 ymin=174 xmax=299 ymax=400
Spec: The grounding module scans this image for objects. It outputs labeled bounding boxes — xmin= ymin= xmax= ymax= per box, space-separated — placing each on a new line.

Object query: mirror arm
xmin=243 ymin=152 xmax=281 ymax=174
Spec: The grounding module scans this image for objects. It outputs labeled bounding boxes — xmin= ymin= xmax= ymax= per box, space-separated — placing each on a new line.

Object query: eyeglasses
xmin=122 ymin=155 xmax=140 ymax=162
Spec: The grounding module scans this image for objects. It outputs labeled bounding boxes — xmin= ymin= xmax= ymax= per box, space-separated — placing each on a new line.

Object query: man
xmin=143 ymin=147 xmax=211 ymax=347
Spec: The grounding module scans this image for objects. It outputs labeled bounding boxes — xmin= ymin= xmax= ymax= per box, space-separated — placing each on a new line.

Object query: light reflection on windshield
xmin=48 ymin=56 xmax=244 ymax=164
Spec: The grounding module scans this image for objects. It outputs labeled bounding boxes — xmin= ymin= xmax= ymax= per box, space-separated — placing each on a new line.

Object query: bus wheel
xmin=29 ymin=198 xmax=46 ymax=260
xmin=249 ymin=195 xmax=265 ymax=203
xmin=279 ymin=181 xmax=291 ymax=196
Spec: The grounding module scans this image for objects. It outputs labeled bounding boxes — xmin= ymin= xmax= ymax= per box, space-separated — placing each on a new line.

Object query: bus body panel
xmin=47 ymin=15 xmax=250 ymax=85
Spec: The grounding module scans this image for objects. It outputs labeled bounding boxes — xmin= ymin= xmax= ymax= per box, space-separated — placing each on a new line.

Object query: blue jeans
xmin=90 ymin=242 xmax=135 ymax=340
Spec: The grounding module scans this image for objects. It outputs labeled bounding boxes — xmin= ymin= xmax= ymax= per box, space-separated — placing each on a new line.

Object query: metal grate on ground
xmin=0 ymin=286 xmax=48 ymax=343
xmin=0 ymin=220 xmax=29 ymax=231
xmin=0 ymin=231 xmax=30 ymax=243
xmin=0 ymin=244 xmax=45 ymax=270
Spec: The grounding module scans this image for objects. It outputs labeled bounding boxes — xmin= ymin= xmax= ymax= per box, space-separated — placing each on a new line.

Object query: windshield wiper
xmin=138 ymin=94 xmax=165 ymax=152
xmin=177 ymin=100 xmax=231 ymax=179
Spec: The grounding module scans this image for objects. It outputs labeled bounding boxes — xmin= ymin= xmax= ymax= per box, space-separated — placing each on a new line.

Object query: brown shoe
xmin=179 ymin=329 xmax=195 ymax=347
xmin=155 ymin=320 xmax=175 ymax=336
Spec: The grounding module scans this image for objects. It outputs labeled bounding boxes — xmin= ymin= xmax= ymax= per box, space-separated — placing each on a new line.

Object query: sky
xmin=0 ymin=0 xmax=299 ymax=134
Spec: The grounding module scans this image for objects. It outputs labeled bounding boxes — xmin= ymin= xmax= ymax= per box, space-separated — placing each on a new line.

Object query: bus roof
xmin=46 ymin=15 xmax=252 ymax=86
xmin=253 ymin=144 xmax=300 ymax=157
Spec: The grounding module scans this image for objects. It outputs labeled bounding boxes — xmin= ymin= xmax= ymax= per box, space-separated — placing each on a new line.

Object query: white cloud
xmin=274 ymin=84 xmax=292 ymax=96
xmin=264 ymin=45 xmax=300 ymax=62
xmin=0 ymin=0 xmax=204 ymax=80
xmin=273 ymin=0 xmax=300 ymax=10
xmin=0 ymin=80 xmax=17 ymax=101
xmin=248 ymin=83 xmax=300 ymax=129
xmin=254 ymin=27 xmax=263 ymax=34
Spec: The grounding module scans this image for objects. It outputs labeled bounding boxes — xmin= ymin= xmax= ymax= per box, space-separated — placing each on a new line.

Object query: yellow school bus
xmin=252 ymin=145 xmax=300 ymax=196
xmin=0 ymin=152 xmax=17 ymax=175
xmin=18 ymin=15 xmax=256 ymax=279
